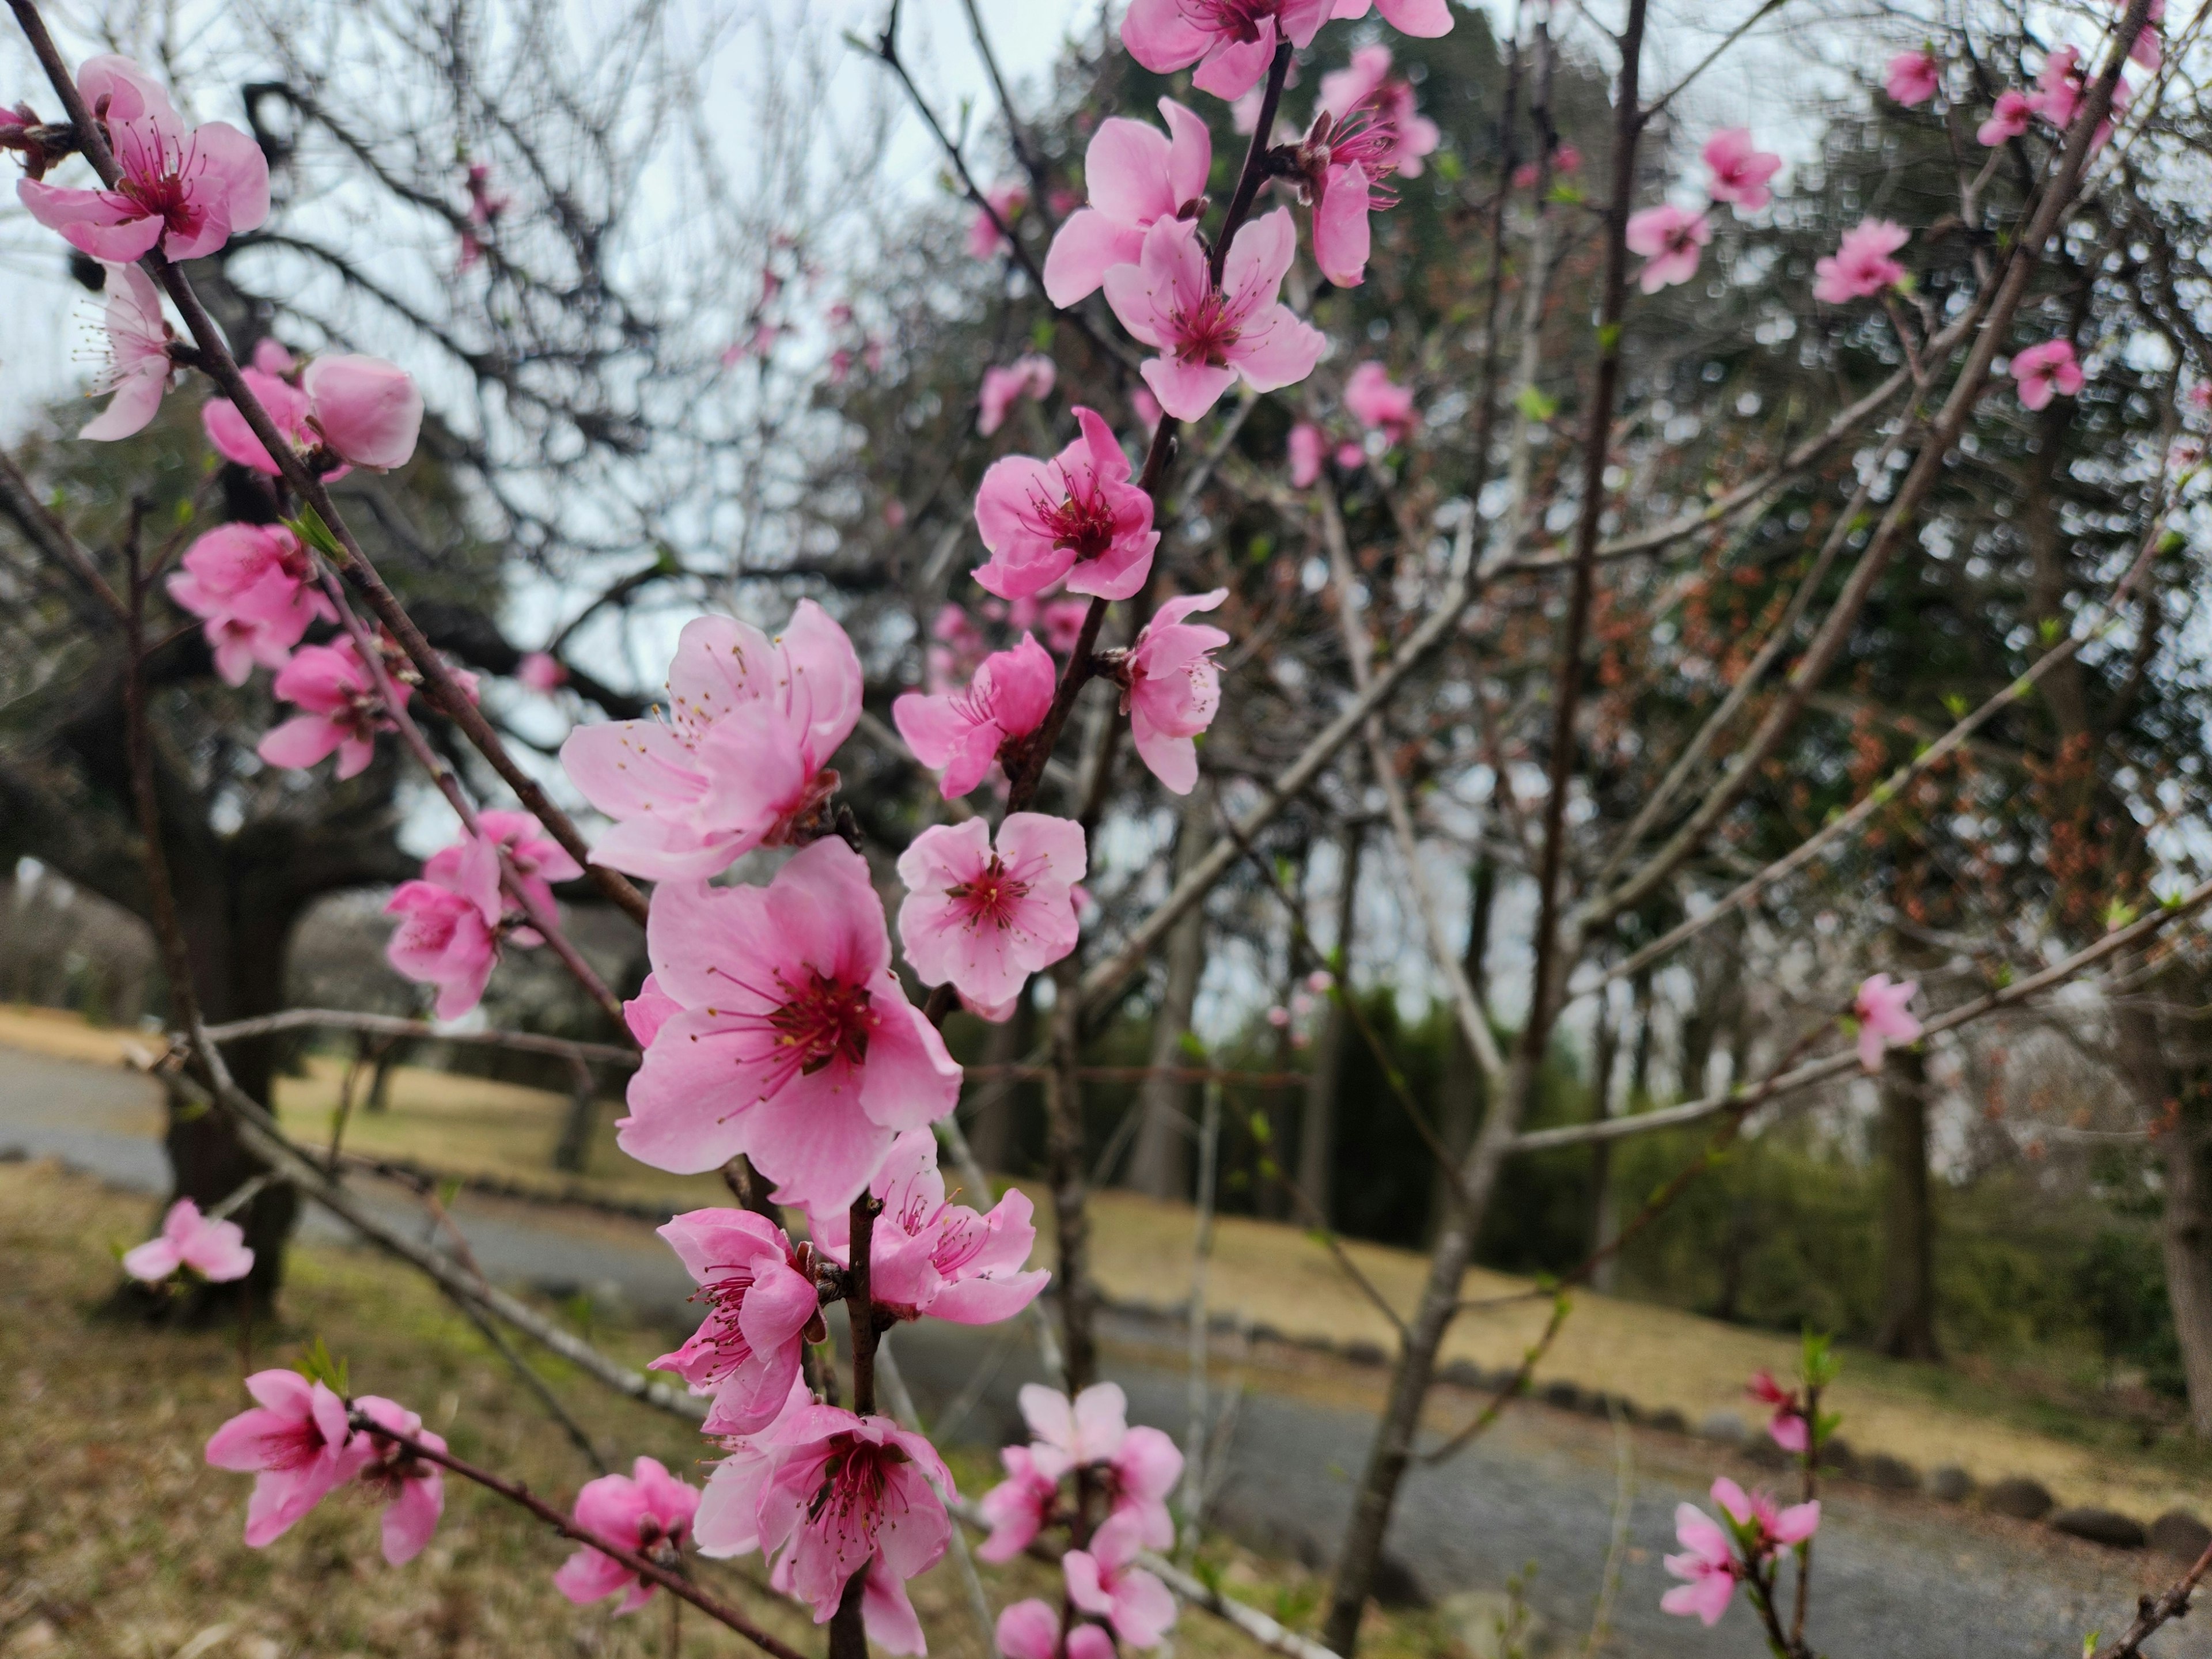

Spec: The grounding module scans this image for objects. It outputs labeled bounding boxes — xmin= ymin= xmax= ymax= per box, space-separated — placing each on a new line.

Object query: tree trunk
xmin=552 ymin=1057 xmax=597 ymax=1173
xmin=1129 ymin=783 xmax=1212 ymax=1202
xmin=1874 ymin=1043 xmax=1940 ymax=1359
xmin=1582 ymin=980 xmax=1621 ymax=1281
xmin=1300 ymin=823 xmax=1363 ymax=1224
xmin=1592 ymin=970 xmax=1653 ymax=1294
xmin=1429 ymin=856 xmax=1491 ymax=1234
xmin=2113 ymin=978 xmax=2212 ymax=1433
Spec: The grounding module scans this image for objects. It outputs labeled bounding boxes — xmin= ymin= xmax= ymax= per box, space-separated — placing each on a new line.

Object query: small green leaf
xmin=1434 ymin=150 xmax=1462 ymax=183
xmin=173 ymin=497 xmax=195 ymax=527
xmin=1514 ymin=384 xmax=1558 ymax=422
xmin=294 ymin=1335 xmax=350 ymax=1397
xmin=1942 ymin=692 xmax=1969 ymax=718
xmin=1547 ymin=181 xmax=1585 ymax=205
xmin=1596 ymin=321 xmax=1622 ymax=353
xmin=285 ymin=507 xmax=345 ymax=562
xmin=1249 ymin=1111 xmax=1274 ymax=1146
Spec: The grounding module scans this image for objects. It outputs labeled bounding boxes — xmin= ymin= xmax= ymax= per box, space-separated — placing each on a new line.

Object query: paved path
xmin=2 ymin=1043 xmax=2199 ymax=1657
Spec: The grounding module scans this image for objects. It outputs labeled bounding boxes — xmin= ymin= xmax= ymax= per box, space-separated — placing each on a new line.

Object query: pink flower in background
xmin=1512 ymin=143 xmax=1582 ymax=189
xmin=616 ymin=838 xmax=960 ymax=1211
xmin=1625 ymin=203 xmax=1711 ymax=293
xmin=1336 ymin=439 xmax=1366 ymax=469
xmin=1885 ymin=50 xmax=1941 ymax=104
xmin=969 ymin=180 xmax=1029 ymax=259
xmin=1853 ymin=972 xmax=1921 ymax=1071
xmin=1978 ymin=88 xmax=2034 ymax=145
xmin=1103 ymin=210 xmax=1324 ymax=421
xmin=204 ymin=1370 xmax=362 ymax=1547
xmin=1711 ymin=1476 xmax=1820 ymax=1551
xmin=517 ymin=651 xmax=567 ymax=692
xmin=2032 ymin=46 xmax=2083 ymax=127
xmin=806 ymin=1127 xmax=1050 ymax=1325
xmin=350 ymin=1396 xmax=447 ymax=1566
xmin=977 ymin=1445 xmax=1061 ymax=1562
xmin=1345 ymin=362 xmax=1416 ymax=444
xmin=258 ymin=637 xmax=402 ymax=779
xmin=123 ymin=1197 xmax=254 ymax=1283
xmin=1812 ymin=218 xmax=1908 ymax=303
xmin=1064 ymin=1511 xmax=1177 ymax=1648
xmin=998 ymin=1600 xmax=1114 ymax=1659
xmin=1042 ymin=598 xmax=1091 ymax=656
xmin=1745 ymin=1369 xmax=1809 ymax=1454
xmin=424 ymin=809 xmax=579 ymax=922
xmin=304 ymin=355 xmax=423 ymax=470
xmin=80 ymin=263 xmax=173 ymax=440
xmin=929 ymin=602 xmax=987 ymax=691
xmin=1021 ymin=1381 xmax=1131 ymax=1480
xmin=2010 ymin=338 xmax=2084 ymax=410
xmin=1044 ymin=99 xmax=1212 ymax=308
xmin=1659 ymin=1503 xmax=1738 ymax=1624
xmin=559 ymin=601 xmax=862 ymax=880
xmin=650 ymin=1208 xmax=820 ymax=1435
xmin=978 ymin=354 xmax=1058 ymax=436
xmin=623 ymin=972 xmax=679 ymax=1046
xmin=1123 ymin=588 xmax=1229 ymax=794
xmin=552 ymin=1457 xmax=702 ymax=1613
xmin=385 ymin=832 xmax=502 ymax=1019
xmin=1267 ymin=1004 xmax=1292 ymax=1028
xmin=898 ymin=814 xmax=1086 ymax=1011
xmin=18 ymin=54 xmax=268 ymax=263
xmin=1703 ymin=128 xmax=1781 ymax=211
xmin=1122 ymin=0 xmax=1334 ymax=99
xmin=166 ymin=522 xmax=334 ymax=685
xmin=1329 ymin=0 xmax=1455 ymax=35
xmin=1306 ymin=968 xmax=1334 ymax=994
xmin=895 ymin=633 xmax=1057 ymax=799
xmin=1288 ymin=422 xmax=1324 ymax=486
xmin=974 ymin=408 xmax=1159 ymax=602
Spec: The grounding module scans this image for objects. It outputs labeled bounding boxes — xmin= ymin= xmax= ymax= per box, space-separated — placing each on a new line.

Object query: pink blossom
xmin=80 ymin=263 xmax=173 ymax=440
xmin=166 ymin=523 xmax=334 ymax=685
xmin=1336 ymin=439 xmax=1366 ymax=469
xmin=1702 ymin=128 xmax=1781 ymax=211
xmin=1885 ymin=49 xmax=1942 ymax=104
xmin=1512 ymin=143 xmax=1582 ymax=189
xmin=1344 ymin=361 xmax=1416 ymax=444
xmin=1328 ymin=0 xmax=1455 ymax=35
xmin=1711 ymin=1476 xmax=1820 ymax=1550
xmin=700 ymin=1403 xmax=953 ymax=1643
xmin=969 ymin=180 xmax=1029 ymax=260
xmin=1122 ymin=0 xmax=1335 ymax=100
xmin=806 ymin=1127 xmax=1050 ymax=1324
xmin=2033 ymin=47 xmax=2084 ymax=128
xmin=894 ymin=634 xmax=1058 ymax=800
xmin=1288 ymin=421 xmax=1324 ymax=487
xmin=1306 ymin=968 xmax=1334 ymax=994
xmin=1659 ymin=1502 xmax=1737 ymax=1624
xmin=998 ymin=1601 xmax=1115 ymax=1659
xmin=1064 ymin=1510 xmax=1177 ymax=1648
xmin=203 ymin=360 xmax=323 ymax=477
xmin=1018 ymin=1378 xmax=1190 ymax=1537
xmin=977 ymin=1445 xmax=1060 ymax=1562
xmin=1132 ymin=388 xmax=1164 ymax=435
xmin=517 ymin=651 xmax=567 ymax=692
xmin=1044 ymin=99 xmax=1212 ymax=308
xmin=928 ymin=602 xmax=987 ymax=692
xmin=1812 ymin=218 xmax=1909 ymax=304
xmin=616 ymin=838 xmax=961 ymax=1211
xmin=1319 ymin=48 xmax=1440 ymax=178
xmin=559 ymin=601 xmax=863 ymax=880
xmin=2010 ymin=338 xmax=2084 ymax=410
xmin=624 ymin=972 xmax=680 ymax=1046
xmin=974 ymin=408 xmax=1159 ymax=603
xmin=122 ymin=1197 xmax=255 ymax=1283
xmin=1104 ymin=210 xmax=1324 ymax=422
xmin=1853 ymin=972 xmax=1921 ymax=1071
xmin=651 ymin=1207 xmax=820 ymax=1434
xmin=979 ymin=354 xmax=1059 ymax=437
xmin=1978 ymin=89 xmax=2035 ymax=146
xmin=424 ymin=809 xmax=579 ymax=922
xmin=1043 ymin=599 xmax=1092 ymax=656
xmin=898 ymin=814 xmax=1086 ymax=1010
xmin=304 ymin=355 xmax=423 ymax=470
xmin=351 ymin=1396 xmax=447 ymax=1566
xmin=1122 ymin=588 xmax=1230 ymax=795
xmin=552 ymin=1456 xmax=702 ymax=1613
xmin=1624 ymin=203 xmax=1711 ymax=294
xmin=204 ymin=1370 xmax=362 ymax=1547
xmin=386 ymin=832 xmax=502 ymax=1020
xmin=1746 ymin=1369 xmax=1809 ymax=1453
xmin=1267 ymin=1004 xmax=1292 ymax=1028
xmin=258 ymin=636 xmax=402 ymax=779
xmin=18 ymin=55 xmax=268 ymax=263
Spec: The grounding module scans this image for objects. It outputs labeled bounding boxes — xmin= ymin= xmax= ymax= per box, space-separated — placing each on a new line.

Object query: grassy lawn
xmin=5 ymin=1004 xmax=2206 ymax=1530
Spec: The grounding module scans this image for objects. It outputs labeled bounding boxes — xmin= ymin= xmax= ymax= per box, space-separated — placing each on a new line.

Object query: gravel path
xmin=3 ymin=1043 xmax=2198 ymax=1657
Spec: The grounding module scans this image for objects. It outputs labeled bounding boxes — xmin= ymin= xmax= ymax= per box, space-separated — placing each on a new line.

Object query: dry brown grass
xmin=0 ymin=1158 xmax=1431 ymax=1659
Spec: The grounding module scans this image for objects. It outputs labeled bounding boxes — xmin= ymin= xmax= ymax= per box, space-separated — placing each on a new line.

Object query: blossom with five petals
xmin=1317 ymin=47 xmax=1441 ymax=178
xmin=1978 ymin=88 xmax=2035 ymax=146
xmin=552 ymin=1456 xmax=702 ymax=1613
xmin=616 ymin=838 xmax=960 ymax=1211
xmin=165 ymin=522 xmax=334 ymax=686
xmin=425 ymin=809 xmax=580 ymax=926
xmin=80 ymin=263 xmax=174 ymax=440
xmin=1122 ymin=588 xmax=1230 ymax=794
xmin=1885 ymin=49 xmax=1941 ymax=105
xmin=976 ymin=1445 xmax=1061 ymax=1562
xmin=385 ymin=831 xmax=503 ymax=1020
xmin=1853 ymin=972 xmax=1921 ymax=1071
xmin=559 ymin=601 xmax=863 ymax=880
xmin=2010 ymin=339 xmax=2084 ymax=410
xmin=1044 ymin=99 xmax=1212 ymax=308
xmin=1102 ymin=211 xmax=1325 ymax=421
xmin=18 ymin=54 xmax=267 ymax=263
xmin=1659 ymin=1502 xmax=1738 ymax=1624
xmin=1328 ymin=0 xmax=1455 ymax=35
xmin=1625 ymin=203 xmax=1711 ymax=293
xmin=258 ymin=635 xmax=404 ymax=780
xmin=973 ymin=408 xmax=1158 ymax=602
xmin=894 ymin=634 xmax=1058 ymax=800
xmin=350 ymin=1396 xmax=448 ymax=1566
xmin=897 ymin=814 xmax=1087 ymax=1012
xmin=1702 ymin=128 xmax=1781 ymax=211
xmin=650 ymin=1208 xmax=820 ymax=1435
xmin=1064 ymin=1510 xmax=1177 ymax=1648
xmin=123 ymin=1197 xmax=254 ymax=1283
xmin=1014 ymin=1381 xmax=1183 ymax=1547
xmin=1711 ymin=1475 xmax=1821 ymax=1553
xmin=204 ymin=1370 xmax=362 ymax=1547
xmin=1812 ymin=218 xmax=1908 ymax=304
